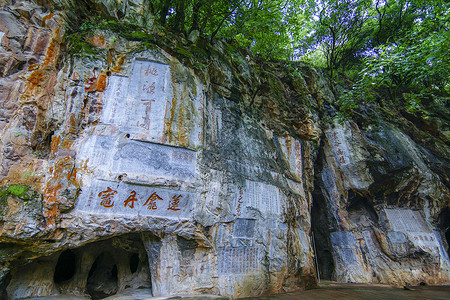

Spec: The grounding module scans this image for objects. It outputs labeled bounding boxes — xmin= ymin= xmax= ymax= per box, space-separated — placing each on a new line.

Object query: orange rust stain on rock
xmin=165 ymin=97 xmax=178 ymax=143
xmin=61 ymin=139 xmax=73 ymax=149
xmin=96 ymin=73 xmax=107 ymax=91
xmin=41 ymin=12 xmax=54 ymax=26
xmin=42 ymin=156 xmax=79 ymax=228
xmin=112 ymin=55 xmax=126 ymax=73
xmin=89 ymin=34 xmax=105 ymax=47
xmin=50 ymin=135 xmax=61 ymax=154
xmin=67 ymin=114 xmax=78 ymax=134
xmin=27 ymin=64 xmax=39 ymax=71
xmin=85 ymin=74 xmax=97 ymax=93
xmin=177 ymin=103 xmax=187 ymax=146
xmin=44 ymin=182 xmax=62 ymax=205
xmin=43 ymin=206 xmax=60 ymax=229
xmin=26 ymin=69 xmax=46 ymax=87
xmin=1 ymin=156 xmax=47 ymax=192
xmin=42 ymin=28 xmax=60 ymax=67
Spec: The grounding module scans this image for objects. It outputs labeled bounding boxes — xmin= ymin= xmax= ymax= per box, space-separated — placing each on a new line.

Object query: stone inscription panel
xmin=384 ymin=209 xmax=431 ymax=233
xmin=388 ymin=231 xmax=407 ymax=244
xmin=278 ymin=137 xmax=303 ymax=181
xmin=76 ymin=179 xmax=194 ymax=219
xmin=126 ymin=61 xmax=169 ymax=139
xmin=321 ymin=168 xmax=336 ymax=189
xmin=331 ymin=231 xmax=358 ymax=265
xmin=326 ymin=129 xmax=350 ymax=166
xmin=101 ymin=61 xmax=171 ymax=143
xmin=101 ymin=75 xmax=129 ymax=125
xmin=234 ymin=180 xmax=282 ymax=217
xmin=331 ymin=231 xmax=356 ymax=247
xmin=217 ymin=247 xmax=262 ymax=275
xmin=362 ymin=230 xmax=376 ymax=257
xmin=79 ymin=135 xmax=196 ymax=181
xmin=233 ymin=219 xmax=256 ymax=238
xmin=406 ymin=232 xmax=439 ymax=247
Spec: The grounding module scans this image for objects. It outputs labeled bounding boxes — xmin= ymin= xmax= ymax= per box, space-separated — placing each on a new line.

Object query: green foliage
xmin=58 ymin=0 xmax=449 ymax=122
xmin=7 ymin=185 xmax=28 ymax=197
xmin=0 ymin=184 xmax=40 ymax=205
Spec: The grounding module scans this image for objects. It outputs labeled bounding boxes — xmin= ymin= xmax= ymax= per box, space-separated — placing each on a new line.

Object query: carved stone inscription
xmin=384 ymin=209 xmax=431 ymax=232
xmin=126 ymin=61 xmax=169 ymax=139
xmin=278 ymin=137 xmax=303 ymax=181
xmin=79 ymin=135 xmax=196 ymax=181
xmin=330 ymin=231 xmax=358 ymax=265
xmin=326 ymin=129 xmax=350 ymax=166
xmin=101 ymin=75 xmax=129 ymax=125
xmin=321 ymin=168 xmax=335 ymax=189
xmin=101 ymin=61 xmax=171 ymax=142
xmin=217 ymin=247 xmax=262 ymax=275
xmin=233 ymin=219 xmax=256 ymax=238
xmin=234 ymin=180 xmax=282 ymax=217
xmin=76 ymin=179 xmax=193 ymax=218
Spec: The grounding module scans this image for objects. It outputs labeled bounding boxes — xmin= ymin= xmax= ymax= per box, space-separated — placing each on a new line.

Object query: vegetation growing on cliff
xmin=56 ymin=0 xmax=448 ymax=122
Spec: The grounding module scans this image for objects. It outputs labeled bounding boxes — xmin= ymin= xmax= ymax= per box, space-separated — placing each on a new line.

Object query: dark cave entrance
xmin=438 ymin=207 xmax=450 ymax=257
xmin=311 ymin=188 xmax=335 ymax=280
xmin=87 ymin=252 xmax=118 ymax=299
xmin=3 ymin=233 xmax=152 ymax=299
xmin=129 ymin=253 xmax=140 ymax=274
xmin=0 ymin=272 xmax=11 ymax=300
xmin=54 ymin=249 xmax=77 ymax=284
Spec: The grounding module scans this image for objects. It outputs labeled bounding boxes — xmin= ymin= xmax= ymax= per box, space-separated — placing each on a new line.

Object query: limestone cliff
xmin=0 ymin=1 xmax=448 ymax=299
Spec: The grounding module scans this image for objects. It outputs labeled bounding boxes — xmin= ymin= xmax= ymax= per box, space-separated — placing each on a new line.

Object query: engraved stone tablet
xmin=326 ymin=129 xmax=350 ymax=166
xmin=322 ymin=168 xmax=335 ymax=189
xmin=234 ymin=180 xmax=282 ymax=217
xmin=330 ymin=231 xmax=356 ymax=247
xmin=217 ymin=247 xmax=262 ymax=274
xmin=384 ymin=209 xmax=431 ymax=232
xmin=76 ymin=179 xmax=194 ymax=219
xmin=125 ymin=60 xmax=170 ymax=141
xmin=233 ymin=219 xmax=256 ymax=238
xmin=278 ymin=137 xmax=303 ymax=181
xmin=101 ymin=75 xmax=129 ymax=125
xmin=100 ymin=61 xmax=171 ymax=143
xmin=79 ymin=135 xmax=196 ymax=182
xmin=388 ymin=231 xmax=407 ymax=243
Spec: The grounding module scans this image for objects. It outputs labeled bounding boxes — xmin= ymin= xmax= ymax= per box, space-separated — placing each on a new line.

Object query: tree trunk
xmin=159 ymin=0 xmax=171 ymax=26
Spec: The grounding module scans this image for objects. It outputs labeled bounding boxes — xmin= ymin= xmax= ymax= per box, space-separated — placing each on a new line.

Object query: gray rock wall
xmin=0 ymin=1 xmax=448 ymax=299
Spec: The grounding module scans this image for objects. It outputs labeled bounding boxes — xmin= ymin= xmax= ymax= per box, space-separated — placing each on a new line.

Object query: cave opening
xmin=0 ymin=272 xmax=11 ymax=300
xmin=129 ymin=253 xmax=139 ymax=274
xmin=54 ymin=249 xmax=77 ymax=284
xmin=87 ymin=252 xmax=118 ymax=299
xmin=311 ymin=189 xmax=335 ymax=280
xmin=438 ymin=207 xmax=450 ymax=257
xmin=347 ymin=190 xmax=378 ymax=225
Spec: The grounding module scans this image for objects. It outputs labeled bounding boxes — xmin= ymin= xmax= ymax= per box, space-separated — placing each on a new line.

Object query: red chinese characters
xmin=124 ymin=191 xmax=138 ymax=209
xmin=142 ymin=81 xmax=155 ymax=94
xmin=168 ymin=195 xmax=182 ymax=211
xmin=236 ymin=188 xmax=244 ymax=216
xmin=98 ymin=187 xmax=118 ymax=208
xmin=143 ymin=192 xmax=163 ymax=210
xmin=137 ymin=99 xmax=155 ymax=130
xmin=144 ymin=66 xmax=158 ymax=76
xmin=293 ymin=141 xmax=302 ymax=178
xmin=96 ymin=186 xmax=185 ymax=213
xmin=172 ymin=150 xmax=195 ymax=162
xmin=330 ymin=130 xmax=348 ymax=165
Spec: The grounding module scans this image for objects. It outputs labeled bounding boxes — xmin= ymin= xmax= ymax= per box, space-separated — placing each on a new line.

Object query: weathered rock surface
xmin=0 ymin=1 xmax=448 ymax=299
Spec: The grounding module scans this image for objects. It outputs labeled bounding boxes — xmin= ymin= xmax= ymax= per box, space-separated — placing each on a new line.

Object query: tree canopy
xmin=57 ymin=0 xmax=449 ymax=115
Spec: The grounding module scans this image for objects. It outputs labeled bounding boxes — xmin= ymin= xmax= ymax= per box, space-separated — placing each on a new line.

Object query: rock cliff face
xmin=0 ymin=1 xmax=448 ymax=299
